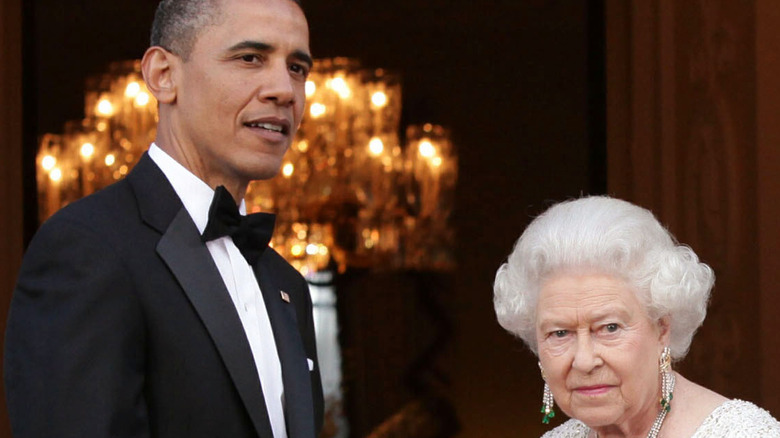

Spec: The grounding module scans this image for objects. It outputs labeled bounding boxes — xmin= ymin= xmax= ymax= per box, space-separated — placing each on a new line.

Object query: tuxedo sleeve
xmin=4 ymin=214 xmax=150 ymax=438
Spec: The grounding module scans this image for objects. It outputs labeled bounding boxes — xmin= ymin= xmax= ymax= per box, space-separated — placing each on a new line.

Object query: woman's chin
xmin=568 ymin=406 xmax=622 ymax=429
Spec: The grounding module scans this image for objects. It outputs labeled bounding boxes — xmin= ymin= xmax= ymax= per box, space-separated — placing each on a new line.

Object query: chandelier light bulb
xmin=41 ymin=155 xmax=57 ymax=171
xmin=371 ymin=91 xmax=388 ymax=108
xmin=306 ymin=244 xmax=319 ymax=256
xmin=282 ymin=162 xmax=294 ymax=177
xmin=125 ymin=81 xmax=141 ymax=98
xmin=96 ymin=99 xmax=114 ymax=117
xmin=310 ymin=103 xmax=327 ymax=118
xmin=369 ymin=137 xmax=384 ymax=156
xmin=80 ymin=142 xmax=95 ymax=159
xmin=291 ymin=244 xmax=304 ymax=257
xmin=49 ymin=168 xmax=63 ymax=182
xmin=105 ymin=154 xmax=116 ymax=167
xmin=135 ymin=92 xmax=150 ymax=107
xmin=330 ymin=77 xmax=351 ymax=99
xmin=419 ymin=140 xmax=436 ymax=158
xmin=305 ymin=81 xmax=316 ymax=97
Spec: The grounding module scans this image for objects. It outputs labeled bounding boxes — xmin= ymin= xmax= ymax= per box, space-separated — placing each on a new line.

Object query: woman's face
xmin=536 ymin=273 xmax=669 ymax=432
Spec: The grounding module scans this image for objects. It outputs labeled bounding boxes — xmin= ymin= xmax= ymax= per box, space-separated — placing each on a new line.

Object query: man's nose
xmin=258 ymin=61 xmax=295 ymax=106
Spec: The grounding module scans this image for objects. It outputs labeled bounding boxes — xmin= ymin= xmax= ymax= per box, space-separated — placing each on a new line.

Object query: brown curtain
xmin=606 ymin=0 xmax=780 ymax=413
xmin=756 ymin=0 xmax=780 ymax=413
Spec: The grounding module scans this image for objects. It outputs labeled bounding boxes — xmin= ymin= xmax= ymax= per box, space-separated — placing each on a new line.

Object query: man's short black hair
xmin=150 ymin=0 xmax=303 ymax=61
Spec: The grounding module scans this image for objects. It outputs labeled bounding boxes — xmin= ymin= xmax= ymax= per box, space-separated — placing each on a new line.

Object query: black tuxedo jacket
xmin=4 ymin=153 xmax=324 ymax=438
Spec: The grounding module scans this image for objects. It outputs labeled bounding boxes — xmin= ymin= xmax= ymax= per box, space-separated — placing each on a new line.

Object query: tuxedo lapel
xmin=255 ymin=261 xmax=316 ymax=438
xmin=128 ymin=154 xmax=274 ymax=437
xmin=157 ymin=209 xmax=275 ymax=438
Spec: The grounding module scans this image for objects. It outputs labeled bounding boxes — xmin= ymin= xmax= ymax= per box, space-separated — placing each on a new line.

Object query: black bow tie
xmin=201 ymin=185 xmax=276 ymax=265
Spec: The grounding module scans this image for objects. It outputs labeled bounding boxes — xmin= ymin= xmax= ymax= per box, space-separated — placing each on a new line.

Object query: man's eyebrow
xmin=291 ymin=50 xmax=313 ymax=69
xmin=226 ymin=40 xmax=273 ymax=53
xmin=225 ymin=41 xmax=313 ymax=68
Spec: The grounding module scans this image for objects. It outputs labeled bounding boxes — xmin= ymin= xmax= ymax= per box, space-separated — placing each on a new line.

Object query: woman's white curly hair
xmin=493 ymin=196 xmax=713 ymax=360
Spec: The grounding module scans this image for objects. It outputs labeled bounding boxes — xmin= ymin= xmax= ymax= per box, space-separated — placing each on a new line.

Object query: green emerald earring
xmin=659 ymin=346 xmax=673 ymax=412
xmin=539 ymin=362 xmax=555 ymax=424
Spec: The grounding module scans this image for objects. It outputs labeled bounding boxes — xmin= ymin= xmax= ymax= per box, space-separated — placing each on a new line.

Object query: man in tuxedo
xmin=4 ymin=0 xmax=323 ymax=436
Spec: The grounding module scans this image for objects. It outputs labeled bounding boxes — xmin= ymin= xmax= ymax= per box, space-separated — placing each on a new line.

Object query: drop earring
xmin=659 ymin=346 xmax=674 ymax=412
xmin=539 ymin=362 xmax=555 ymax=424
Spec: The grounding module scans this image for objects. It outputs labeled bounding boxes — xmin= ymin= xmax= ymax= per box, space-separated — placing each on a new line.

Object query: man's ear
xmin=141 ymin=46 xmax=178 ymax=104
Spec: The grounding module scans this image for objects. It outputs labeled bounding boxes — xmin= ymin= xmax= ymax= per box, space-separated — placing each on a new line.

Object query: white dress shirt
xmin=149 ymin=144 xmax=287 ymax=438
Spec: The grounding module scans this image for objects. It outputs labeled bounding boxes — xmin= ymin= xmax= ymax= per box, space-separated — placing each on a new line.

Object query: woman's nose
xmin=571 ymin=334 xmax=602 ymax=372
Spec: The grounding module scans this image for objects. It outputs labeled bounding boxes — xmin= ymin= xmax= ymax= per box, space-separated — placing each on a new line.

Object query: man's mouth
xmin=245 ymin=121 xmax=288 ymax=135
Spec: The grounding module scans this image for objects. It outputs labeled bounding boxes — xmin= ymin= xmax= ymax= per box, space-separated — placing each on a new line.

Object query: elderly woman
xmin=493 ymin=197 xmax=780 ymax=437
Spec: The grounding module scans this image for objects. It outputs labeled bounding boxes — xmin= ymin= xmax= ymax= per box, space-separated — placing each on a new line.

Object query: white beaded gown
xmin=540 ymin=400 xmax=780 ymax=438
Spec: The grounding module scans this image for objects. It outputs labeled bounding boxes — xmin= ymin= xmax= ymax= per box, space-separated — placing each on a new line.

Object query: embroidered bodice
xmin=540 ymin=399 xmax=780 ymax=438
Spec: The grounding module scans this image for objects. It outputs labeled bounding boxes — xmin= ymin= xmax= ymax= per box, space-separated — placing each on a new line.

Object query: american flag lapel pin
xmin=280 ymin=290 xmax=291 ymax=303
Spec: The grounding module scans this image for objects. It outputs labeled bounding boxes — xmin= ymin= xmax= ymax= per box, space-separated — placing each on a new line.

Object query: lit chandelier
xmin=37 ymin=58 xmax=457 ymax=274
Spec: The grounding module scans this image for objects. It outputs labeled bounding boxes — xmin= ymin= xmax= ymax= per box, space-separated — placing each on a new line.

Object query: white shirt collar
xmin=147 ymin=143 xmax=247 ymax=234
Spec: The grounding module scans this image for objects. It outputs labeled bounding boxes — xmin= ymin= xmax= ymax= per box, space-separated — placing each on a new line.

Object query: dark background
xmin=23 ymin=1 xmax=605 ymax=436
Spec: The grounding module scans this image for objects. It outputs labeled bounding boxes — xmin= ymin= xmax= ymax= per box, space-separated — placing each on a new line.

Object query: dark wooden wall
xmin=0 ymin=0 xmax=24 ymax=434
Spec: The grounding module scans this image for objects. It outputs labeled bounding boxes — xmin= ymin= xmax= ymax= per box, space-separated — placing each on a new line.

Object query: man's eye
xmin=553 ymin=330 xmax=568 ymax=338
xmin=240 ymin=54 xmax=259 ymax=63
xmin=605 ymin=323 xmax=619 ymax=333
xmin=290 ymin=63 xmax=309 ymax=77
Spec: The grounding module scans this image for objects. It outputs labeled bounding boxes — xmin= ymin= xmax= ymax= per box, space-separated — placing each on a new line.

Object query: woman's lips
xmin=574 ymin=385 xmax=613 ymax=396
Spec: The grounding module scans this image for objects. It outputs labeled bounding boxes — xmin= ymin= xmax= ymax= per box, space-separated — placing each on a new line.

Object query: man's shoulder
xmin=42 ymin=178 xmax=137 ymax=232
xmin=19 ymin=178 xmax=147 ymax=281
